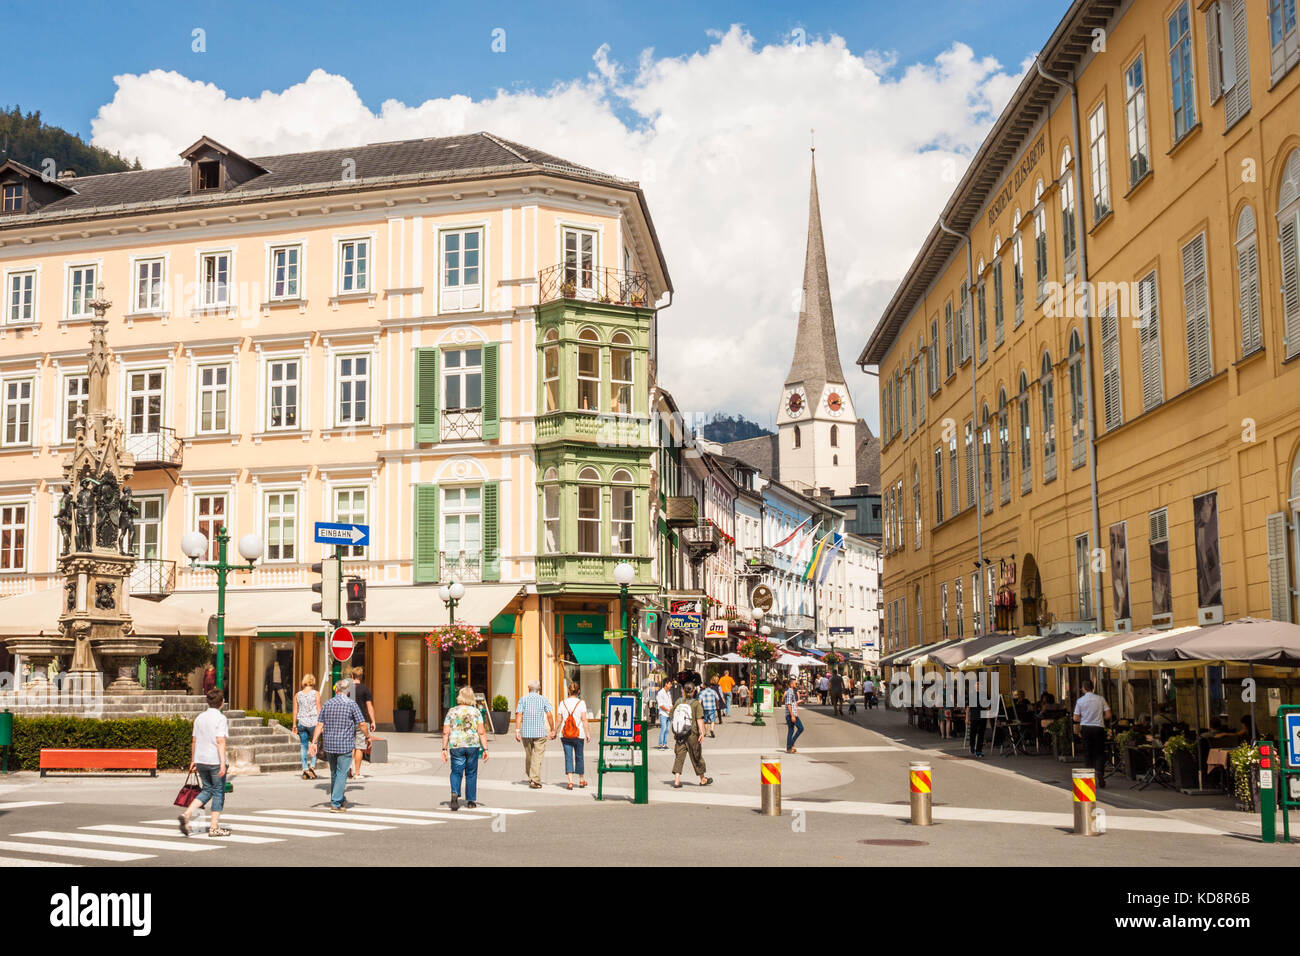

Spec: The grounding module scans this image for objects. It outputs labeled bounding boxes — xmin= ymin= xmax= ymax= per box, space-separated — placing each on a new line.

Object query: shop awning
xmin=925 ymin=633 xmax=1016 ymax=669
xmin=956 ymin=636 xmax=1036 ymax=670
xmin=567 ymin=634 xmax=621 ymax=666
xmin=0 ymin=587 xmax=214 ymax=638
xmin=983 ymin=632 xmax=1111 ymax=668
xmin=1046 ymin=630 xmax=1143 ymax=667
xmin=1122 ymin=617 xmax=1300 ymax=668
xmin=1078 ymin=626 xmax=1199 ymax=669
xmin=881 ymin=639 xmax=960 ymax=667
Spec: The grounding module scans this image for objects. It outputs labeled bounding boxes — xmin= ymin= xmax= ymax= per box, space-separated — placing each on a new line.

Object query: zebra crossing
xmin=0 ymin=802 xmax=532 ymax=866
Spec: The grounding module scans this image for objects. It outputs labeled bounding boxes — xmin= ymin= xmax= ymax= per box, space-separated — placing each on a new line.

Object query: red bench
xmin=39 ymin=749 xmax=158 ymax=777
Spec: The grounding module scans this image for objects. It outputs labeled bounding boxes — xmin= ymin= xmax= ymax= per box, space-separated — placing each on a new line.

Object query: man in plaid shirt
xmin=309 ymin=679 xmax=372 ymax=811
xmin=698 ymin=681 xmax=721 ymax=738
xmin=514 ymin=679 xmax=554 ymax=789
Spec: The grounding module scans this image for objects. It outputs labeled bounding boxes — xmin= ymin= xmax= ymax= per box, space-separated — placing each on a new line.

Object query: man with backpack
xmin=670 ymin=684 xmax=712 ymax=789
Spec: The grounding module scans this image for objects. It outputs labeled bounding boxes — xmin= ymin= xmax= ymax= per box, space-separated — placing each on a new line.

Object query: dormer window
xmin=2 ymin=183 xmax=22 ymax=212
xmin=196 ymin=161 xmax=220 ymax=191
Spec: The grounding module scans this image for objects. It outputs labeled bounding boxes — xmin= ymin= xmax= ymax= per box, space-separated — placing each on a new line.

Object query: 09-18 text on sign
xmin=605 ymin=695 xmax=635 ymax=740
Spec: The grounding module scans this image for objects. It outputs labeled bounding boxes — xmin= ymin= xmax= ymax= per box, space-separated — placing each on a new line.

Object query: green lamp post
xmin=613 ymin=561 xmax=635 ymax=689
xmin=181 ymin=525 xmax=262 ymax=696
xmin=750 ymin=609 xmax=768 ymax=727
xmin=438 ymin=579 xmax=466 ymax=711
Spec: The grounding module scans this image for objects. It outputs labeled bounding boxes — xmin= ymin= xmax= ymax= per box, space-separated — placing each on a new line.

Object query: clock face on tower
xmin=825 ymin=391 xmax=845 ymax=416
xmin=786 ymin=389 xmax=806 ymax=417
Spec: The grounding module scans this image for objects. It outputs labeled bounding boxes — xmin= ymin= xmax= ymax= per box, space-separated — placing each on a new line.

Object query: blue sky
xmin=9 ymin=1 xmax=1071 ymax=427
xmin=17 ymin=0 xmax=1064 ymax=147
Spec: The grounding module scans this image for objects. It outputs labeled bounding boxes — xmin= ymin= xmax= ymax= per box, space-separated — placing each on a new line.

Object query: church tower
xmin=776 ymin=151 xmax=857 ymax=495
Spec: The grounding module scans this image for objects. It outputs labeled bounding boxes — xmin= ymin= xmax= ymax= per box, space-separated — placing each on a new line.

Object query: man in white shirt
xmin=1073 ymin=679 xmax=1113 ymax=788
xmin=862 ymin=677 xmax=877 ymax=709
xmin=180 ymin=688 xmax=231 ymax=837
xmin=655 ymin=679 xmax=674 ymax=750
xmin=816 ymin=674 xmax=830 ymax=704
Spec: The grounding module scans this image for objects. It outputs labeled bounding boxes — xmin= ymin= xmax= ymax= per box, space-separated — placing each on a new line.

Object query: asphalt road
xmin=0 ymin=706 xmax=1292 ymax=867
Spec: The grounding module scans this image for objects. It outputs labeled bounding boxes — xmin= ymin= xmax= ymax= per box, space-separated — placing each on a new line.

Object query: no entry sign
xmin=329 ymin=626 xmax=355 ymax=663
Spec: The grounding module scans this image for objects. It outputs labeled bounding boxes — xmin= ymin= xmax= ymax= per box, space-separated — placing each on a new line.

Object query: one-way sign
xmin=314 ymin=522 xmax=370 ymax=547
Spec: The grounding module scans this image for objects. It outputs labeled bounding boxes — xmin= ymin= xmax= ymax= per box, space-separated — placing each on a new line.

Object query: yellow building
xmin=858 ymin=0 xmax=1300 ymax=678
xmin=0 ymin=133 xmax=671 ymax=726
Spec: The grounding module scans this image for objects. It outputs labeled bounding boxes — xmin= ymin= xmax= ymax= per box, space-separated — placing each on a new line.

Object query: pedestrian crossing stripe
xmin=909 ymin=769 xmax=932 ymax=794
xmin=0 ymin=839 xmax=152 ymax=862
xmin=256 ymin=809 xmax=444 ymax=826
xmin=142 ymin=819 xmax=337 ymax=838
xmin=214 ymin=813 xmax=394 ymax=831
xmin=0 ymin=801 xmax=60 ymax=811
xmin=15 ymin=831 xmax=222 ymax=853
xmin=84 ymin=824 xmax=282 ymax=845
xmin=0 ymin=854 xmax=79 ymax=867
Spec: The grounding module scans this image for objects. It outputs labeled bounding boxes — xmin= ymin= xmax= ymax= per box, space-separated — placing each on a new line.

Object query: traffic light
xmin=345 ymin=577 xmax=366 ymax=624
xmin=311 ymin=556 xmax=341 ymax=621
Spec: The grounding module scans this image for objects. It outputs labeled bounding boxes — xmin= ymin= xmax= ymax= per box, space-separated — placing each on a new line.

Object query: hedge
xmin=9 ymin=716 xmax=194 ymax=771
xmin=245 ymin=709 xmax=293 ymax=730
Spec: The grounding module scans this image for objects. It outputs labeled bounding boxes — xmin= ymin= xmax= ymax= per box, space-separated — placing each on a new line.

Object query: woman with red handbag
xmin=178 ymin=688 xmax=232 ymax=837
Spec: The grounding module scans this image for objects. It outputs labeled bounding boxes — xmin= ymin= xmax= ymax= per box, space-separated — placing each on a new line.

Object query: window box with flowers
xmin=423 ymin=621 xmax=487 ymax=654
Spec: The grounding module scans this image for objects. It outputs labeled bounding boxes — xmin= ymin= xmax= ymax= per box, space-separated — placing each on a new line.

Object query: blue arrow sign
xmin=314 ymin=521 xmax=370 ymax=547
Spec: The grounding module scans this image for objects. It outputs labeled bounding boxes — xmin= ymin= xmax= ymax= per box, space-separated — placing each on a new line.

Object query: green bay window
xmin=577 ymin=329 xmax=600 ymax=411
xmin=577 ymin=468 xmax=601 ymax=553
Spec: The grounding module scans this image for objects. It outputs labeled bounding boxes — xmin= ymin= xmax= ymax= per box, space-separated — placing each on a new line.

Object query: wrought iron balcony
xmin=664 ymin=496 xmax=698 ymax=528
xmin=440 ymin=551 xmax=482 ymax=584
xmin=681 ymin=522 xmax=721 ymax=557
xmin=441 ymin=408 xmax=482 ymax=442
xmin=538 ymin=264 xmax=650 ymax=307
xmin=124 ymin=427 xmax=182 ymax=469
xmin=742 ymin=546 xmax=776 ymax=571
xmin=129 ymin=558 xmax=176 ymax=598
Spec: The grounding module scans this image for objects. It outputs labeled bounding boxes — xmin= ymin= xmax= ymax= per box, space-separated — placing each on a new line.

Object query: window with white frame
xmin=338 ymin=239 xmax=370 ymax=294
xmin=577 ymin=467 xmax=601 ymax=554
xmin=267 ymin=358 xmax=300 ymax=430
xmin=442 ymin=486 xmax=482 ymax=572
xmin=964 ymin=421 xmax=975 ymax=509
xmin=1060 ymin=147 xmax=1077 ymax=278
xmin=336 ymin=353 xmax=370 ymax=426
xmin=1076 ymin=533 xmax=1093 ymax=620
xmin=264 ymin=490 xmax=298 ymax=561
xmin=1012 ymin=219 xmax=1025 ymax=326
xmin=563 ymin=227 xmax=597 ymax=294
xmin=1041 ymin=351 xmax=1057 ymax=482
xmin=68 ymin=264 xmax=97 ymax=319
xmin=1168 ymin=2 xmax=1197 ymax=143
xmin=992 ymin=251 xmax=1005 ymax=347
xmin=956 ymin=577 xmax=964 ymax=637
xmin=1068 ymin=331 xmax=1087 ymax=469
xmin=1181 ymin=232 xmax=1213 ymax=386
xmin=6 ymin=270 xmax=35 ymax=324
xmin=948 ymin=433 xmax=959 ymax=517
xmin=577 ymin=329 xmax=600 ymax=411
xmin=934 ymin=445 xmax=944 ymax=523
xmin=195 ymin=493 xmax=227 ymax=562
xmin=1271 ymin=0 xmax=1300 ymax=84
xmin=127 ymin=369 xmax=165 ymax=436
xmin=197 ymin=363 xmax=229 ymax=435
xmin=0 ymin=503 xmax=26 ymax=570
xmin=611 ymin=469 xmax=634 ymax=555
xmin=269 ymin=245 xmax=300 ymax=301
xmin=1125 ymin=55 xmax=1151 ymax=185
xmin=913 ymin=464 xmax=921 ymax=544
xmin=940 ymin=582 xmax=949 ymax=637
xmin=334 ymin=486 xmax=368 ymax=559
xmin=3 ymin=377 xmax=33 ymax=446
xmin=62 ymin=373 xmax=88 ymax=442
xmin=1276 ymin=150 xmax=1300 ymax=361
xmin=542 ymin=468 xmax=560 ymax=554
xmin=443 ymin=348 xmax=481 ymax=411
xmin=1236 ymin=206 xmax=1263 ymax=357
xmin=1019 ymin=371 xmax=1033 ymax=493
xmin=134 ymin=494 xmax=164 ymax=560
xmin=1088 ymin=104 xmax=1111 ymax=222
xmin=1138 ymin=270 xmax=1165 ymax=410
xmin=1033 ymin=181 xmax=1048 ymax=300
xmin=440 ymin=228 xmax=482 ymax=312
xmin=134 ymin=258 xmax=164 ymax=312
xmin=1 ymin=183 xmax=22 ymax=212
xmin=611 ymin=332 xmax=633 ymax=414
xmin=543 ymin=330 xmax=560 ymax=412
xmin=198 ymin=252 xmax=231 ymax=308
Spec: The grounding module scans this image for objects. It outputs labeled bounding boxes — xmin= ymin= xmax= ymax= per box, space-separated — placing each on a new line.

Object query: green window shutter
xmin=413 ymin=484 xmax=439 ymax=583
xmin=482 ymin=342 xmax=499 ymax=440
xmin=482 ymin=480 xmax=500 ymax=581
xmin=414 ymin=347 xmax=440 ymax=443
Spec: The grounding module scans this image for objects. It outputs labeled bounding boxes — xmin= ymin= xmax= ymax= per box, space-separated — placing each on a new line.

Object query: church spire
xmin=785 ymin=150 xmax=846 ymax=396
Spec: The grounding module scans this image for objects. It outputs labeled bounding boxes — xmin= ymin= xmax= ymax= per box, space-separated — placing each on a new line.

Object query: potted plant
xmin=489 ymin=695 xmax=511 ymax=735
xmin=393 ymin=693 xmax=416 ymax=733
xmin=1228 ymin=742 xmax=1261 ymax=812
xmin=1047 ymin=715 xmax=1074 ymax=761
xmin=1164 ymin=733 xmax=1197 ymax=790
xmin=822 ymin=651 xmax=846 ymax=667
xmin=560 ymin=280 xmax=577 ymax=298
xmin=424 ymin=621 xmax=486 ymax=655
xmin=1115 ymin=729 xmax=1148 ymax=780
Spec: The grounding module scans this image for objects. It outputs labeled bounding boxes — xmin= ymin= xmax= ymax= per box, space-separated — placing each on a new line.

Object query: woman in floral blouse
xmin=441 ymin=685 xmax=490 ymax=811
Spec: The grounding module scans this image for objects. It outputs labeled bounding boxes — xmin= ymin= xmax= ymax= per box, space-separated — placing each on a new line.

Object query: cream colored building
xmin=0 ymin=133 xmax=671 ymax=726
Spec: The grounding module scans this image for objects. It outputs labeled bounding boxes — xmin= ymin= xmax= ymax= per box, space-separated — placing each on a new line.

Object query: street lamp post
xmin=613 ymin=561 xmax=635 ymax=689
xmin=438 ymin=579 xmax=466 ymax=712
xmin=181 ymin=526 xmax=263 ymax=697
xmin=751 ymin=608 xmax=767 ymax=726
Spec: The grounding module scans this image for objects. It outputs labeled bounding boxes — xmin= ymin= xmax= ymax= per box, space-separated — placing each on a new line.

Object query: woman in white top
xmin=292 ymin=674 xmax=322 ymax=779
xmin=557 ymin=680 xmax=590 ymax=790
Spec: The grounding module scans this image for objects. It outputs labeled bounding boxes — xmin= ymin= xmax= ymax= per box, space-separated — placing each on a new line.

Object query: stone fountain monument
xmin=5 ymin=283 xmax=160 ymax=694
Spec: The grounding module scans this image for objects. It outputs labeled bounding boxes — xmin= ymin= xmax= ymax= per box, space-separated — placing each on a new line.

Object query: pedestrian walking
xmin=515 ymin=679 xmax=555 ymax=789
xmin=441 ymin=685 xmax=490 ymax=810
xmin=201 ymin=664 xmax=216 ymax=695
xmin=1073 ymin=679 xmax=1113 ymax=788
xmin=292 ymin=674 xmax=321 ymax=779
xmin=863 ymin=676 xmax=877 ymax=709
xmin=699 ymin=680 xmax=721 ymax=738
xmin=557 ymin=681 xmax=589 ymax=790
xmin=178 ymin=688 xmax=231 ymax=837
xmin=783 ymin=679 xmax=804 ymax=753
xmin=816 ymin=673 xmax=830 ymax=704
xmin=718 ymin=672 xmax=734 ymax=718
xmin=655 ymin=679 xmax=674 ymax=749
xmin=829 ymin=669 xmax=845 ymax=716
xmin=349 ymin=666 xmax=376 ymax=780
xmin=308 ymin=678 xmax=373 ymax=811
xmin=669 ymin=684 xmax=712 ymax=788
xmin=966 ymin=696 xmax=986 ymax=758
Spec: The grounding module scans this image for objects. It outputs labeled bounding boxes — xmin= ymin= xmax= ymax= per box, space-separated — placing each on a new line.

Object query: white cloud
xmin=90 ymin=26 xmax=1024 ymax=433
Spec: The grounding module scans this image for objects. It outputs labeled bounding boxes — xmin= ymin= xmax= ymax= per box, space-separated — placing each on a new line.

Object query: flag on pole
xmin=801 ymin=530 xmax=836 ymax=582
xmin=790 ymin=523 xmax=817 ymax=569
xmin=815 ymin=533 xmax=845 ymax=585
xmin=773 ymin=516 xmax=812 ymax=548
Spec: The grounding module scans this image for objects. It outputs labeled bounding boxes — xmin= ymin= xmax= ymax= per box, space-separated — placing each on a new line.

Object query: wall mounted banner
xmin=1109 ymin=521 xmax=1131 ymax=622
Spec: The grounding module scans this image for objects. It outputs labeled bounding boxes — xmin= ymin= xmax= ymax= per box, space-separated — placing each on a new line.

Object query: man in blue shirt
xmin=514 ymin=679 xmax=555 ymax=789
xmin=308 ymin=679 xmax=372 ymax=810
